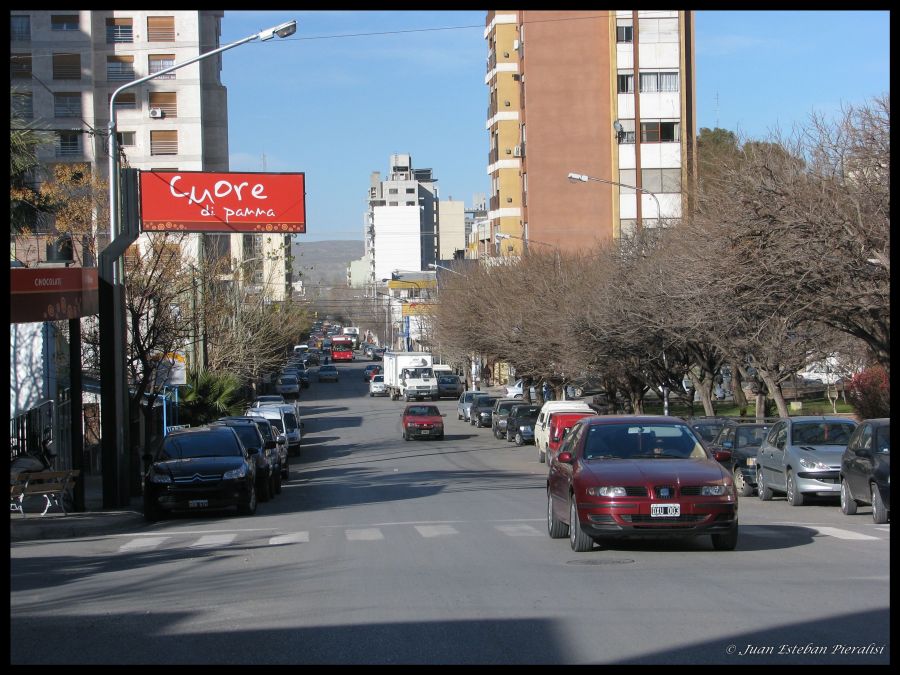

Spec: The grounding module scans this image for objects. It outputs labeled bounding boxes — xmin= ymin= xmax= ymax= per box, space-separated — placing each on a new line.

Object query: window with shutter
xmin=52 ymin=53 xmax=81 ymax=80
xmin=107 ymin=55 xmax=135 ymax=81
xmin=147 ymin=16 xmax=175 ymax=42
xmin=149 ymin=92 xmax=177 ymax=118
xmin=150 ymin=130 xmax=178 ymax=155
xmin=149 ymin=54 xmax=176 ymax=79
xmin=106 ymin=17 xmax=134 ymax=44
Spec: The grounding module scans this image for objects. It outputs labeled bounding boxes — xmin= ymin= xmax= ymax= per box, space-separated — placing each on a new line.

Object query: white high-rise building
xmin=363 ymin=154 xmax=439 ymax=287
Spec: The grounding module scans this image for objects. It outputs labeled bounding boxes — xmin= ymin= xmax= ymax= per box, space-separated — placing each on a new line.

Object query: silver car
xmin=756 ymin=416 xmax=857 ymax=506
xmin=457 ymin=390 xmax=489 ymax=422
xmin=369 ymin=374 xmax=387 ymax=397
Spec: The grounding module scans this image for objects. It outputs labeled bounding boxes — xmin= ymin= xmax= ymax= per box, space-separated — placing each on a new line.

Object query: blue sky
xmin=220 ymin=10 xmax=889 ymax=242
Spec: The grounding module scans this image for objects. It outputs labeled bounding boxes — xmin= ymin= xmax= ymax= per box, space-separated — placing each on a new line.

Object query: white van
xmin=248 ymin=404 xmax=303 ymax=457
xmin=534 ymin=400 xmax=594 ymax=461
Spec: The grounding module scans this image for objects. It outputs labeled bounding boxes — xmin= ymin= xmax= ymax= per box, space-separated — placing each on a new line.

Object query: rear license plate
xmin=420 ymin=430 xmax=430 ymax=435
xmin=189 ymin=499 xmax=208 ymax=508
xmin=650 ymin=503 xmax=680 ymax=517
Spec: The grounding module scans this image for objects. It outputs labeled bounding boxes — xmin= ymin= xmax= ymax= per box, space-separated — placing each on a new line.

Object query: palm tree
xmin=177 ymin=369 xmax=246 ymax=426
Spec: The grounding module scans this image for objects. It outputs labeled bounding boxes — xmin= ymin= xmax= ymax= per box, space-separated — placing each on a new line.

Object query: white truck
xmin=383 ymin=351 xmax=439 ymax=401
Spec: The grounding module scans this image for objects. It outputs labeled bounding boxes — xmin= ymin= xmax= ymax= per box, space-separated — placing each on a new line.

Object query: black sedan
xmin=707 ymin=419 xmax=777 ymax=496
xmin=142 ymin=425 xmax=258 ymax=522
xmin=840 ymin=418 xmax=890 ymax=523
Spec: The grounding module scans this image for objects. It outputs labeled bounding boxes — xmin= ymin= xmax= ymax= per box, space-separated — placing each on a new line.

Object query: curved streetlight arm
xmin=427 ymin=263 xmax=462 ymax=275
xmin=566 ymin=172 xmax=661 ymax=215
xmin=107 ymin=19 xmax=297 ymax=250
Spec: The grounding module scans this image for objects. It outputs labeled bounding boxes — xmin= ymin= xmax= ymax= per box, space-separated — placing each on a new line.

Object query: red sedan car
xmin=547 ymin=416 xmax=738 ymax=552
xmin=401 ymin=404 xmax=445 ymax=441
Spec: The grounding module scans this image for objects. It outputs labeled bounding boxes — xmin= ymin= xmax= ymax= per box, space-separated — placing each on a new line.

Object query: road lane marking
xmin=495 ymin=524 xmax=543 ymax=537
xmin=269 ymin=532 xmax=309 ymax=545
xmin=345 ymin=528 xmax=384 ymax=541
xmin=118 ymin=536 xmax=169 ymax=552
xmin=414 ymin=525 xmax=459 ymax=538
xmin=189 ymin=534 xmax=237 ymax=548
xmin=810 ymin=526 xmax=879 ymax=540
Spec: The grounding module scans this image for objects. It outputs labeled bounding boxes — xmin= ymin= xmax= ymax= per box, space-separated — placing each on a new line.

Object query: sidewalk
xmin=9 ymin=473 xmax=145 ymax=543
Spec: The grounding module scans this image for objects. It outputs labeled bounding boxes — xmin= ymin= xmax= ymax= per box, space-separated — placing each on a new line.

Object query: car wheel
xmin=403 ymin=430 xmax=409 ymax=441
xmin=370 ymin=392 xmax=374 ymax=397
xmin=143 ymin=496 xmax=163 ymax=523
xmin=734 ymin=468 xmax=753 ymax=497
xmin=547 ymin=490 xmax=568 ymax=538
xmin=258 ymin=475 xmax=271 ymax=503
xmin=458 ymin=412 xmax=463 ymax=420
xmin=515 ymin=394 xmax=523 ymax=399
xmin=786 ymin=470 xmax=804 ymax=506
xmin=494 ymin=428 xmax=502 ymax=439
xmin=711 ymin=522 xmax=739 ymax=551
xmin=871 ymin=483 xmax=889 ymax=524
xmin=574 ymin=387 xmax=584 ymax=397
xmin=757 ymin=468 xmax=773 ymax=501
xmin=238 ymin=483 xmax=257 ymax=516
xmin=840 ymin=478 xmax=857 ymax=515
xmin=569 ymin=499 xmax=594 ymax=552
xmin=515 ymin=432 xmax=524 ymax=447
xmin=281 ymin=456 xmax=290 ymax=481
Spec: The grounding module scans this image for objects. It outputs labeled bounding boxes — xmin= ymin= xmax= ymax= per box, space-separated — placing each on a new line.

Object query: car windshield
xmin=512 ymin=405 xmax=541 ymax=417
xmin=372 ymin=375 xmax=383 ymax=383
xmin=254 ymin=396 xmax=283 ymax=405
xmin=283 ymin=412 xmax=299 ymax=430
xmin=735 ymin=426 xmax=769 ymax=448
xmin=497 ymin=401 xmax=519 ymax=413
xmin=476 ymin=397 xmax=498 ymax=407
xmin=583 ymin=424 xmax=707 ymax=460
xmin=250 ymin=420 xmax=273 ymax=442
xmin=267 ymin=418 xmax=284 ymax=433
xmin=220 ymin=425 xmax=260 ymax=450
xmin=692 ymin=422 xmax=724 ymax=442
xmin=279 ymin=377 xmax=298 ymax=385
xmin=439 ymin=376 xmax=458 ymax=384
xmin=321 ymin=366 xmax=336 ymax=373
xmin=407 ymin=406 xmax=439 ymax=416
xmin=159 ymin=431 xmax=243 ymax=460
xmin=791 ymin=422 xmax=855 ymax=446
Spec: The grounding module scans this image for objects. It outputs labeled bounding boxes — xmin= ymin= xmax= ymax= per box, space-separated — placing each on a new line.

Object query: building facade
xmin=483 ymin=10 xmax=696 ymax=256
xmin=362 ymin=153 xmax=440 ymax=288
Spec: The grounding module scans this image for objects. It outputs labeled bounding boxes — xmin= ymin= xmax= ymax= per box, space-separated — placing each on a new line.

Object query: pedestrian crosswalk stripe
xmin=345 ymin=528 xmax=384 ymax=541
xmin=810 ymin=526 xmax=879 ymax=541
xmin=190 ymin=534 xmax=237 ymax=548
xmin=414 ymin=524 xmax=459 ymax=538
xmin=495 ymin=524 xmax=543 ymax=537
xmin=874 ymin=526 xmax=890 ymax=532
xmin=119 ymin=536 xmax=169 ymax=552
xmin=269 ymin=532 xmax=309 ymax=545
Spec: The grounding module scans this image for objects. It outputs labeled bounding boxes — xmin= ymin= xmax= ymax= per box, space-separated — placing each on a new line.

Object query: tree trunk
xmin=730 ymin=362 xmax=749 ymax=417
xmin=755 ymin=392 xmax=767 ymax=422
xmin=687 ymin=371 xmax=715 ymax=416
xmin=758 ymin=368 xmax=790 ymax=418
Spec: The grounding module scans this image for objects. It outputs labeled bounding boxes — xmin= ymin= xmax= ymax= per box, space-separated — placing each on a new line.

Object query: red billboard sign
xmin=139 ymin=171 xmax=306 ymax=233
xmin=10 ymin=267 xmax=99 ymax=323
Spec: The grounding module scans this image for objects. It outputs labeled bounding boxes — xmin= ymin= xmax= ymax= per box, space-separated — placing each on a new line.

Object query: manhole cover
xmin=566 ymin=558 xmax=635 ymax=566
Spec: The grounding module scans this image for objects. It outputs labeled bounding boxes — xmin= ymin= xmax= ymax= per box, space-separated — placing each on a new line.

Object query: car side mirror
xmin=557 ymin=451 xmax=574 ymax=464
xmin=265 ymin=439 xmax=277 ymax=449
xmin=713 ymin=449 xmax=732 ymax=463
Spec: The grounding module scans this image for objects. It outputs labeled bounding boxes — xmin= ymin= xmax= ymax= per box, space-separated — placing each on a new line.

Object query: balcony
xmin=106 ymin=25 xmax=134 ymax=43
xmin=107 ymin=63 xmax=135 ymax=81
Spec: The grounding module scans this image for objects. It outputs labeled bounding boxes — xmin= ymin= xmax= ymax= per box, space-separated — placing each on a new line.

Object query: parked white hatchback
xmin=369 ymin=374 xmax=387 ymax=396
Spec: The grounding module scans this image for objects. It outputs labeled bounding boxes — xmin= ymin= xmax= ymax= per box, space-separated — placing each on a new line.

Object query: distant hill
xmin=291 ymin=239 xmax=364 ymax=286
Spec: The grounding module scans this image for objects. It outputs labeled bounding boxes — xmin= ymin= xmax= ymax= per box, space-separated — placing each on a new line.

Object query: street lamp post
xmin=566 ymin=172 xmax=662 ymax=231
xmin=99 ymin=19 xmax=296 ymax=508
xmin=427 ymin=262 xmax=462 ymax=275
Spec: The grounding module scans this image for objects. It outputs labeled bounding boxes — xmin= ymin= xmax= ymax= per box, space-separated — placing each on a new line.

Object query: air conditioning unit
xmin=513 ymin=145 xmax=522 ymax=157
xmin=149 ymin=108 xmax=164 ymax=119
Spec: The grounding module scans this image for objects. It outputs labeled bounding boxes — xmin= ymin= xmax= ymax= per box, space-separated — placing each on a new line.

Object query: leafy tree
xmin=177 ymin=368 xmax=245 ymax=426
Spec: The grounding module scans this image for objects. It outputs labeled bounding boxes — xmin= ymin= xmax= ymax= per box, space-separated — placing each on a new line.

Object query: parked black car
xmin=685 ymin=416 xmax=731 ymax=444
xmin=295 ymin=367 xmax=311 ymax=388
xmin=840 ymin=418 xmax=890 ymax=523
xmin=506 ymin=403 xmax=542 ymax=445
xmin=142 ymin=426 xmax=258 ymax=522
xmin=470 ymin=396 xmax=500 ymax=428
xmin=372 ymin=348 xmax=385 ymax=361
xmin=211 ymin=417 xmax=280 ymax=502
xmin=707 ymin=418 xmax=778 ymax=496
xmin=244 ymin=413 xmax=290 ymax=482
xmin=492 ymin=398 xmax=522 ymax=440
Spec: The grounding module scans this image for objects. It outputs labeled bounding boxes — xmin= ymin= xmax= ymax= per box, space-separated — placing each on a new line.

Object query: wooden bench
xmin=10 ymin=470 xmax=80 ymax=517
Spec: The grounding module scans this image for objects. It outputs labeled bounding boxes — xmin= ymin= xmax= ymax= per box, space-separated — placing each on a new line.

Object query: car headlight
xmin=149 ymin=470 xmax=172 ymax=484
xmin=406 ymin=422 xmax=416 ymax=428
xmin=223 ymin=464 xmax=248 ymax=480
xmin=587 ymin=486 xmax=627 ymax=497
xmin=521 ymin=425 xmax=532 ymax=432
xmin=745 ymin=457 xmax=757 ymax=466
xmin=701 ymin=485 xmax=729 ymax=496
xmin=798 ymin=457 xmax=830 ymax=471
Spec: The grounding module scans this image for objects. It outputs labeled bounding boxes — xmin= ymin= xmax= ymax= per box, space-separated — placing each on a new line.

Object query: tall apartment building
xmin=483 ymin=10 xmax=696 ymax=256
xmin=10 ymin=10 xmax=230 ymax=264
xmin=362 ymin=153 xmax=440 ymax=288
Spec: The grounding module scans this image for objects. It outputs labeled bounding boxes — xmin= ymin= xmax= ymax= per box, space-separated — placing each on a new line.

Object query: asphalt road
xmin=10 ymin=357 xmax=891 ymax=664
